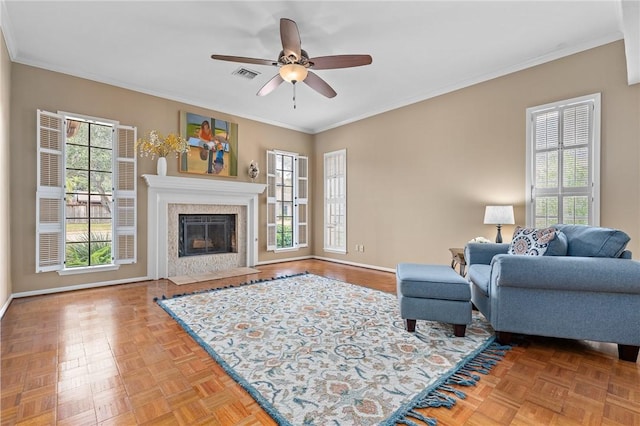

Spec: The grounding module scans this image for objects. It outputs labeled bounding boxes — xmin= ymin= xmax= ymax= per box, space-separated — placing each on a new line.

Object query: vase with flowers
xmin=136 ymin=130 xmax=189 ymax=176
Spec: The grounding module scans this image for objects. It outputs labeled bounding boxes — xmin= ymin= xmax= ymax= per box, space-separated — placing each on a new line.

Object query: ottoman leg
xmin=404 ymin=319 xmax=416 ymax=332
xmin=496 ymin=331 xmax=512 ymax=344
xmin=453 ymin=324 xmax=466 ymax=337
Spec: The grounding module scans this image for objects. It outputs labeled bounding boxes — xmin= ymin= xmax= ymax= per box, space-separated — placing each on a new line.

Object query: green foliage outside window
xmin=65 ymin=232 xmax=112 ymax=267
xmin=277 ymin=224 xmax=293 ymax=249
xmin=65 ymin=121 xmax=113 ymax=213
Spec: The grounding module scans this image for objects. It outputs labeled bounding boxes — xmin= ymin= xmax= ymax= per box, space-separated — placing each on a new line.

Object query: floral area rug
xmin=156 ymin=273 xmax=509 ymax=425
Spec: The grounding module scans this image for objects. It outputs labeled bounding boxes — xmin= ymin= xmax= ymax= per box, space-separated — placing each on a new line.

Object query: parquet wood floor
xmin=1 ymin=259 xmax=638 ymax=425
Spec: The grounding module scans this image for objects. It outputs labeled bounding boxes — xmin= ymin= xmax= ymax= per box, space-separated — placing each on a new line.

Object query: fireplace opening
xmin=178 ymin=214 xmax=237 ymax=257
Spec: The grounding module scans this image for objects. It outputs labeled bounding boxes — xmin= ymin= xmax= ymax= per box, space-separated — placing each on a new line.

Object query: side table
xmin=449 ymin=247 xmax=466 ymax=276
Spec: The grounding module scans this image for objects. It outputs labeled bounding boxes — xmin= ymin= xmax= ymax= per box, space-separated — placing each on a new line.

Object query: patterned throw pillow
xmin=508 ymin=226 xmax=557 ymax=256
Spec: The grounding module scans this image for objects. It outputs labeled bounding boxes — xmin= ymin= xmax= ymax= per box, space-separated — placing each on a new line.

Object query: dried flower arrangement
xmin=136 ymin=130 xmax=189 ymax=159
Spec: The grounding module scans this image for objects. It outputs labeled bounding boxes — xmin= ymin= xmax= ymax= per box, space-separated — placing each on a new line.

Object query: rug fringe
xmin=397 ymin=409 xmax=438 ymax=426
xmin=387 ymin=340 xmax=510 ymax=426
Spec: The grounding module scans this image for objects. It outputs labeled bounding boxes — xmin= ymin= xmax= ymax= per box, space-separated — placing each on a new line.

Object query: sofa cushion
xmin=508 ymin=226 xmax=557 ymax=256
xmin=467 ymin=264 xmax=491 ymax=296
xmin=554 ymin=224 xmax=630 ymax=258
xmin=545 ymin=230 xmax=568 ymax=256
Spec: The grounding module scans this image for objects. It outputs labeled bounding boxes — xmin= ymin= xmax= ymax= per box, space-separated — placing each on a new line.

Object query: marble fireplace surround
xmin=143 ymin=175 xmax=266 ymax=280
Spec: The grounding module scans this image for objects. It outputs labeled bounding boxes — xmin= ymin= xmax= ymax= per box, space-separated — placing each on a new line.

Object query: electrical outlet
xmin=360 ymin=245 xmax=364 ymax=253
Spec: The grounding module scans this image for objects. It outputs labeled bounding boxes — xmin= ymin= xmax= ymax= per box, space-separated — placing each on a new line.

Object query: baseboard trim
xmin=255 ymin=255 xmax=314 ymax=266
xmin=312 ymin=256 xmax=396 ymax=273
xmin=0 ymin=294 xmax=13 ymax=319
xmin=10 ymin=275 xmax=151 ymax=299
xmin=256 ymin=255 xmax=396 ymax=273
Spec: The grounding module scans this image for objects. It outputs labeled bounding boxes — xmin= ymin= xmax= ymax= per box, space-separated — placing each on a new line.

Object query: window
xmin=525 ymin=93 xmax=600 ymax=227
xmin=36 ymin=110 xmax=137 ymax=273
xmin=324 ymin=149 xmax=346 ymax=253
xmin=266 ymin=150 xmax=308 ymax=251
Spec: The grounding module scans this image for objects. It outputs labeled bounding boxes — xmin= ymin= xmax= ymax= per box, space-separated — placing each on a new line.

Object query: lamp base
xmin=495 ymin=225 xmax=503 ymax=243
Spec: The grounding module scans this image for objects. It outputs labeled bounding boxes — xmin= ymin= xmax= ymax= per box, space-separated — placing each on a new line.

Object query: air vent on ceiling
xmin=232 ymin=67 xmax=260 ymax=80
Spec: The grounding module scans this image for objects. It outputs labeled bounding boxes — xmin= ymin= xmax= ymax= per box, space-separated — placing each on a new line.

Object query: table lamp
xmin=484 ymin=205 xmax=515 ymax=243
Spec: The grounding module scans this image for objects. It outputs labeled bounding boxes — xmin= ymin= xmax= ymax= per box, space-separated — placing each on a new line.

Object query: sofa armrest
xmin=491 ymin=254 xmax=640 ymax=294
xmin=465 ymin=243 xmax=509 ymax=265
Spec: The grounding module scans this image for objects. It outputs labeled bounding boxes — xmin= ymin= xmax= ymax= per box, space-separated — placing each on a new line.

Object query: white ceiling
xmin=1 ymin=1 xmax=637 ymax=134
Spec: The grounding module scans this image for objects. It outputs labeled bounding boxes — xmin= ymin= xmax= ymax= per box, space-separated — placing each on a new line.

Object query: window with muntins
xmin=36 ymin=110 xmax=137 ymax=273
xmin=525 ymin=94 xmax=600 ymax=227
xmin=266 ymin=150 xmax=308 ymax=251
xmin=324 ymin=149 xmax=346 ymax=253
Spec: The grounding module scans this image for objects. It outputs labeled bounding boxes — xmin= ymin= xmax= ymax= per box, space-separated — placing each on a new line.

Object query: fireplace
xmin=142 ymin=174 xmax=266 ymax=279
xmin=179 ymin=214 xmax=237 ymax=257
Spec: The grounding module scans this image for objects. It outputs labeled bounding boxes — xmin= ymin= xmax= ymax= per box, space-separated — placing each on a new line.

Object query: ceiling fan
xmin=211 ymin=18 xmax=372 ymax=103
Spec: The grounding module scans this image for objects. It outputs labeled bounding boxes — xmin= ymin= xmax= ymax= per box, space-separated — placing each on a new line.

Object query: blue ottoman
xmin=396 ymin=263 xmax=472 ymax=337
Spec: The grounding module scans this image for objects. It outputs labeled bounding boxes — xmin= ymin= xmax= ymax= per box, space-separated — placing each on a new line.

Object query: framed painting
xmin=179 ymin=111 xmax=238 ymax=177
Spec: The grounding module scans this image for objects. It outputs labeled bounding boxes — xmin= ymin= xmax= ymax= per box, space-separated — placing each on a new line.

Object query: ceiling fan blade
xmin=303 ymin=71 xmax=337 ymax=98
xmin=309 ymin=55 xmax=373 ymax=70
xmin=257 ymin=74 xmax=285 ymax=96
xmin=280 ymin=18 xmax=302 ymax=62
xmin=211 ymin=54 xmax=276 ymax=67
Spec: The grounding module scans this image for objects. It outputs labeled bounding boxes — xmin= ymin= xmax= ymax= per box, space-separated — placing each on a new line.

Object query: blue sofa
xmin=465 ymin=224 xmax=640 ymax=362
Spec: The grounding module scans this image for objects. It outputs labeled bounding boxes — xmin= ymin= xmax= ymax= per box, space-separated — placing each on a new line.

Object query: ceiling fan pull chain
xmin=293 ymin=81 xmax=297 ymax=109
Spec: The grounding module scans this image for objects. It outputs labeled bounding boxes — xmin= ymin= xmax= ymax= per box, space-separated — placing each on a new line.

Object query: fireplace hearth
xmin=179 ymin=214 xmax=237 ymax=257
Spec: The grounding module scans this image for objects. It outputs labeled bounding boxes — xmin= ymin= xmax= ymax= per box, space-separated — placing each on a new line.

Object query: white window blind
xmin=324 ymin=149 xmax=346 ymax=253
xmin=526 ymin=94 xmax=600 ymax=227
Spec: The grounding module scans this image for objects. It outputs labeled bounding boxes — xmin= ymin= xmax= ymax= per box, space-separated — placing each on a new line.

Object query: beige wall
xmin=10 ymin=65 xmax=313 ymax=294
xmin=1 ymin=29 xmax=11 ymax=308
xmin=7 ymin=40 xmax=640 ymax=295
xmin=313 ymin=41 xmax=640 ymax=269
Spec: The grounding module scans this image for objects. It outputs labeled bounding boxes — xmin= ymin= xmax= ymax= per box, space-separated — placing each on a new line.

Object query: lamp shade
xmin=279 ymin=63 xmax=308 ymax=83
xmin=483 ymin=205 xmax=515 ymax=225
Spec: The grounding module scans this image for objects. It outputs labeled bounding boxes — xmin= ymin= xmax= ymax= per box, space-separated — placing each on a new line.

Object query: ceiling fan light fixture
xmin=279 ymin=63 xmax=308 ymax=83
xmin=212 ymin=18 xmax=371 ymax=98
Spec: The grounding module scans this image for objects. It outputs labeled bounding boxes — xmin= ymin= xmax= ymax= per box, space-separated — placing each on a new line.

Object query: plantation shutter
xmin=266 ymin=150 xmax=277 ymax=251
xmin=529 ymin=96 xmax=598 ymax=227
xmin=113 ymin=125 xmax=137 ymax=264
xmin=324 ymin=150 xmax=347 ymax=252
xmin=36 ymin=110 xmax=65 ymax=272
xmin=296 ymin=155 xmax=308 ymax=248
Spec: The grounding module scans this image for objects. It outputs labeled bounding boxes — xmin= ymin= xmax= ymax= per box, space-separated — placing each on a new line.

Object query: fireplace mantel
xmin=142 ymin=174 xmax=266 ymax=196
xmin=142 ymin=175 xmax=266 ymax=279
